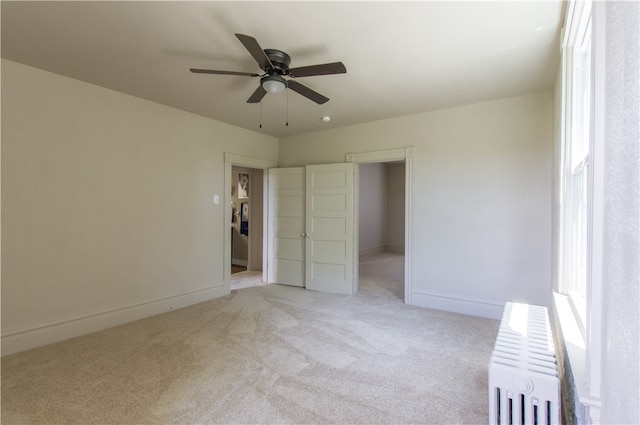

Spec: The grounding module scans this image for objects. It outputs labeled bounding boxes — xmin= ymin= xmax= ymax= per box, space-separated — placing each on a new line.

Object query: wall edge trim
xmin=1 ymin=284 xmax=228 ymax=356
xmin=411 ymin=290 xmax=504 ymax=319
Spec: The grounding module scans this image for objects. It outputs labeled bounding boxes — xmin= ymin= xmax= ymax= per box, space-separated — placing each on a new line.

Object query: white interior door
xmin=305 ymin=163 xmax=355 ymax=295
xmin=267 ymin=167 xmax=305 ymax=287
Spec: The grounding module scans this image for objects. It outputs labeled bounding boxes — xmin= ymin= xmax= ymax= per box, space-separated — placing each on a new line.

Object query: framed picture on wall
xmin=241 ymin=202 xmax=248 ymax=221
xmin=240 ymin=202 xmax=249 ymax=235
xmin=238 ymin=173 xmax=249 ymax=198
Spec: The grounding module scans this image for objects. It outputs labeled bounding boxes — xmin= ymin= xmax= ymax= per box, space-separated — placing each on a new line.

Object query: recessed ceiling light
xmin=321 ymin=116 xmax=331 ymax=123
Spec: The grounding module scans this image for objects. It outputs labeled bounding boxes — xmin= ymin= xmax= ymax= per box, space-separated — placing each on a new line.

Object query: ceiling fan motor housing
xmin=264 ymin=49 xmax=291 ymax=74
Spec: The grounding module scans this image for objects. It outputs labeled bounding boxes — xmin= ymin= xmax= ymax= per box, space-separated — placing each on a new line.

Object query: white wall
xmin=1 ymin=59 xmax=278 ymax=354
xmin=358 ymin=163 xmax=386 ymax=255
xmin=598 ymin=2 xmax=639 ymax=422
xmin=279 ymin=92 xmax=553 ymax=318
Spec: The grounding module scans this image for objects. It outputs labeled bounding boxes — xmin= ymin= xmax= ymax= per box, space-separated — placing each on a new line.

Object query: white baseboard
xmin=1 ymin=284 xmax=229 ymax=356
xmin=359 ymin=246 xmax=385 ymax=256
xmin=360 ymin=246 xmax=405 ymax=256
xmin=411 ymin=290 xmax=503 ymax=320
xmin=385 ymin=244 xmax=405 ymax=254
xmin=232 ymin=259 xmax=248 ymax=266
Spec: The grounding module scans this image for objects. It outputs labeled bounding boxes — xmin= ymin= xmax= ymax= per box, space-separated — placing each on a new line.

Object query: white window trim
xmin=556 ymin=0 xmax=603 ymax=422
xmin=562 ymin=0 xmax=591 ymax=331
xmin=586 ymin=0 xmax=605 ymax=417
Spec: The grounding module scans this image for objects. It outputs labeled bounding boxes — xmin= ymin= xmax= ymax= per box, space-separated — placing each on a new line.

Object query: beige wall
xmin=1 ymin=59 xmax=278 ymax=354
xmin=1 ymin=59 xmax=553 ymax=351
xmin=358 ymin=163 xmax=386 ymax=255
xmin=385 ymin=162 xmax=405 ymax=253
xmin=358 ymin=162 xmax=405 ymax=256
xmin=279 ymin=92 xmax=553 ymax=317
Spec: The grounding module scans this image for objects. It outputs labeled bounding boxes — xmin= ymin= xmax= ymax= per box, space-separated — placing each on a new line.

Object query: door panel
xmin=313 ymin=194 xmax=347 ymax=211
xmin=305 ymin=163 xmax=355 ymax=295
xmin=267 ymin=167 xmax=305 ymax=287
xmin=312 ymin=217 xmax=347 ymax=234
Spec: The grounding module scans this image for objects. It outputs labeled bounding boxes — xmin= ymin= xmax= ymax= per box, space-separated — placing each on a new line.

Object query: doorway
xmin=348 ymin=146 xmax=414 ymax=304
xmin=230 ymin=166 xmax=265 ymax=290
xmin=224 ymin=149 xmax=414 ymax=300
xmin=224 ymin=153 xmax=277 ymax=292
xmin=357 ymin=162 xmax=406 ymax=301
xmin=230 ymin=166 xmax=262 ymax=274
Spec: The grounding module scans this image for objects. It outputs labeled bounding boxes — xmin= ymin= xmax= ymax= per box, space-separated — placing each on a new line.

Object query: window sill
xmin=552 ymin=292 xmax=601 ymax=422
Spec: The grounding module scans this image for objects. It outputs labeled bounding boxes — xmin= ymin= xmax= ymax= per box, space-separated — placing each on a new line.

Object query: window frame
xmin=561 ymin=0 xmax=592 ymax=334
xmin=557 ymin=0 xmax=603 ymax=421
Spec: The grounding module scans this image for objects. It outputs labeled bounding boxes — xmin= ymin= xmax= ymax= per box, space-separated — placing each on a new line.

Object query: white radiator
xmin=489 ymin=302 xmax=560 ymax=425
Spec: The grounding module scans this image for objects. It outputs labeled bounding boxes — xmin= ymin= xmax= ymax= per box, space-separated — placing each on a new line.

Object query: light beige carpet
xmin=1 ymin=253 xmax=499 ymax=424
xmin=230 ymin=271 xmax=266 ymax=291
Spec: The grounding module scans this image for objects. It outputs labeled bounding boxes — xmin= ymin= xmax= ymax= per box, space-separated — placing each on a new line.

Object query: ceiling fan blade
xmin=247 ymin=85 xmax=267 ymax=103
xmin=287 ymin=80 xmax=329 ymax=104
xmin=190 ymin=68 xmax=260 ymax=77
xmin=235 ymin=33 xmax=274 ymax=71
xmin=288 ymin=62 xmax=347 ymax=78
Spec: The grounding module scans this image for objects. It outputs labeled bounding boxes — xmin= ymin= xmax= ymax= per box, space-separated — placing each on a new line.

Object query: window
xmin=557 ymin=0 xmax=603 ymax=421
xmin=560 ymin=0 xmax=592 ymax=334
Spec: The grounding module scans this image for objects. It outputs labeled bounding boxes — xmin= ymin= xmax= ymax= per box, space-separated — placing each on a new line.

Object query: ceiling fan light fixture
xmin=192 ymin=34 xmax=346 ymax=105
xmin=261 ymin=75 xmax=286 ymax=94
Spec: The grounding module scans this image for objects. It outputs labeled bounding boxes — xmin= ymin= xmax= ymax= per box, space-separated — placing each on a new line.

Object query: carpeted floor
xmin=230 ymin=270 xmax=266 ymax=291
xmin=1 ymin=253 xmax=499 ymax=424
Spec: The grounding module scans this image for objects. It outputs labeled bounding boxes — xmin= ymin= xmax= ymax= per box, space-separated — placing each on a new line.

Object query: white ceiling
xmin=1 ymin=1 xmax=565 ymax=138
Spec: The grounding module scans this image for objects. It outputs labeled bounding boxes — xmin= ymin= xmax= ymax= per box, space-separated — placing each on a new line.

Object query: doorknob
xmin=300 ymin=232 xmax=306 ymax=237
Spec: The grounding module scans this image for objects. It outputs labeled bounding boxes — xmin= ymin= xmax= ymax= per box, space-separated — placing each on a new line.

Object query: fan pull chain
xmin=259 ymin=100 xmax=263 ymax=129
xmin=285 ymin=90 xmax=289 ymax=127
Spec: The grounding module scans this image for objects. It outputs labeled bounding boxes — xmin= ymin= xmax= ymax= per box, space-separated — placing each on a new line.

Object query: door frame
xmin=224 ymin=153 xmax=277 ymax=292
xmin=346 ymin=147 xmax=414 ymax=304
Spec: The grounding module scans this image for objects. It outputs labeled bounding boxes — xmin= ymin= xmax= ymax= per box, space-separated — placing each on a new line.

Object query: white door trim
xmin=224 ymin=153 xmax=277 ymax=291
xmin=346 ymin=147 xmax=415 ymax=304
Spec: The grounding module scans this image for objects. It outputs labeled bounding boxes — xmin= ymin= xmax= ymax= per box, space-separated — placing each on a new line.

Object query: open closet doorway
xmin=357 ymin=162 xmax=406 ymax=301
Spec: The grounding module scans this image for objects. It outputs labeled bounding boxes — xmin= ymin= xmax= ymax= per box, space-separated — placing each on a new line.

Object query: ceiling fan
xmin=190 ymin=33 xmax=346 ymax=105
